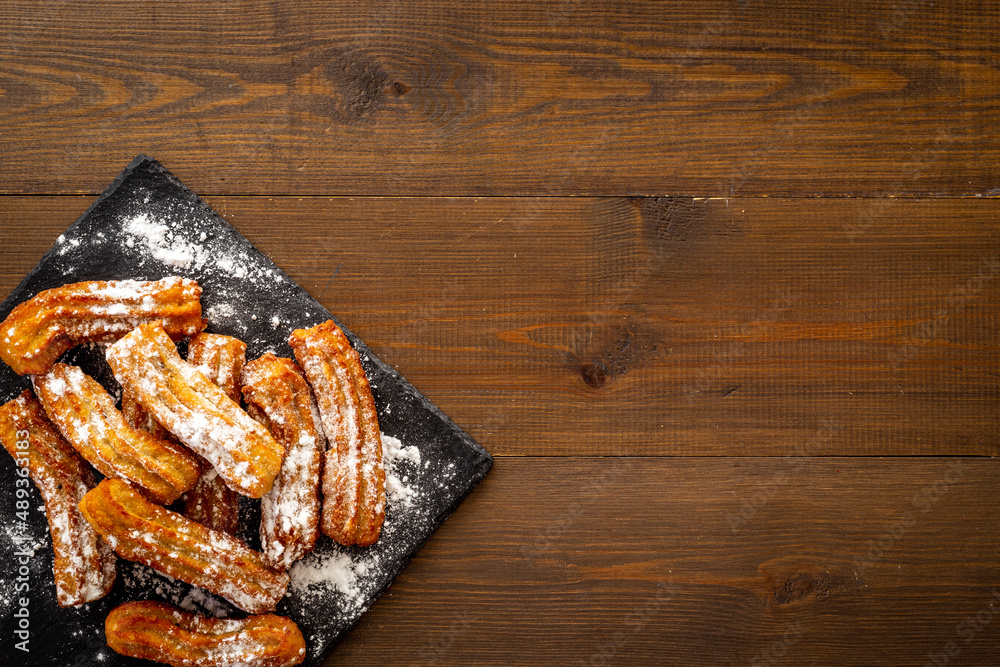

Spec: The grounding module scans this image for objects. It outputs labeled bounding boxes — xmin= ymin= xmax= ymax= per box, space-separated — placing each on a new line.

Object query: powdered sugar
xmin=206 ymin=302 xmax=237 ymax=322
xmin=41 ymin=374 xmax=68 ymax=398
xmin=287 ymin=432 xmax=423 ymax=614
xmin=290 ymin=551 xmax=362 ymax=605
xmin=383 ymin=434 xmax=421 ymax=508
xmin=121 ymin=563 xmax=233 ymax=618
xmin=112 ymin=203 xmax=309 ymax=359
xmin=261 ymin=427 xmax=322 ymax=570
xmin=119 ymin=208 xmax=288 ymax=293
xmin=178 ymin=586 xmax=232 ymax=618
xmin=125 ymin=214 xmax=201 ymax=269
xmin=3 ymin=522 xmax=46 ymax=558
xmin=383 ymin=434 xmax=420 ymax=467
xmin=0 ymin=161 xmax=492 ymax=667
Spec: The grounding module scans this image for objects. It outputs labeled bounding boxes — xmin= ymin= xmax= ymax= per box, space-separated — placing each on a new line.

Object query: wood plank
xmin=2 ymin=195 xmax=998 ymax=457
xmin=1 ymin=1 xmax=998 ymax=196
xmin=327 ymin=457 xmax=1000 ymax=665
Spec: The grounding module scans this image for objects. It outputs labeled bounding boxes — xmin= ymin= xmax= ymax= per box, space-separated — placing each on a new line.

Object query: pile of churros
xmin=0 ymin=276 xmax=388 ymax=667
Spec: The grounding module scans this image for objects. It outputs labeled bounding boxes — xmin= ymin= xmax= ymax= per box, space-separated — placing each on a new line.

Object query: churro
xmin=187 ymin=332 xmax=246 ymax=404
xmin=33 ymin=363 xmax=201 ymax=505
xmin=288 ymin=320 xmax=385 ymax=547
xmin=79 ymin=479 xmax=289 ymax=614
xmin=106 ymin=322 xmax=284 ymax=498
xmin=0 ymin=390 xmax=116 ymax=606
xmin=121 ymin=387 xmax=173 ymax=441
xmin=105 ymin=601 xmax=306 ymax=667
xmin=178 ymin=332 xmax=247 ymax=535
xmin=0 ymin=277 xmax=204 ymax=376
xmin=241 ymin=353 xmax=324 ymax=569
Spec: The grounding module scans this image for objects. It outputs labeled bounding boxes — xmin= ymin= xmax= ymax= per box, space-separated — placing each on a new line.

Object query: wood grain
xmin=2 ymin=195 xmax=997 ymax=458
xmin=1 ymin=1 xmax=998 ymax=196
xmin=3 ymin=3 xmax=998 ymax=666
xmin=328 ymin=457 xmax=1000 ymax=666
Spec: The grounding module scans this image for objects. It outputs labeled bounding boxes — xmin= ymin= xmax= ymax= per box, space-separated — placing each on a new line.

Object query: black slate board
xmin=0 ymin=156 xmax=492 ymax=666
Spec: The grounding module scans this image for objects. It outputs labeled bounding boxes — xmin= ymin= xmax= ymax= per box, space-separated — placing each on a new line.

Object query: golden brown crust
xmin=79 ymin=479 xmax=289 ymax=614
xmin=105 ymin=601 xmax=306 ymax=667
xmin=0 ymin=390 xmax=116 ymax=607
xmin=0 ymin=277 xmax=204 ymax=376
xmin=178 ymin=333 xmax=247 ymax=535
xmin=288 ymin=320 xmax=384 ymax=547
xmin=121 ymin=387 xmax=174 ymax=441
xmin=187 ymin=332 xmax=247 ymax=404
xmin=241 ymin=353 xmax=324 ymax=569
xmin=178 ymin=468 xmax=241 ymax=537
xmin=105 ymin=322 xmax=284 ymax=498
xmin=32 ymin=363 xmax=201 ymax=505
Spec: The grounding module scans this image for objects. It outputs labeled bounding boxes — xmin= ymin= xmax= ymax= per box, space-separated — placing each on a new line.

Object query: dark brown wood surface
xmin=2 ymin=0 xmax=999 ymax=196
xmin=1 ymin=1 xmax=998 ymax=665
xmin=3 ymin=196 xmax=997 ymax=459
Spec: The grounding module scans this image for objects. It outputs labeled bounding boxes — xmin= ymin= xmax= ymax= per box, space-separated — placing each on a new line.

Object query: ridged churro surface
xmin=289 ymin=320 xmax=384 ymax=547
xmin=105 ymin=601 xmax=305 ymax=667
xmin=0 ymin=390 xmax=116 ymax=606
xmin=241 ymin=353 xmax=324 ymax=569
xmin=33 ymin=363 xmax=201 ymax=505
xmin=122 ymin=388 xmax=174 ymax=441
xmin=0 ymin=277 xmax=204 ymax=376
xmin=187 ymin=332 xmax=246 ymax=403
xmin=179 ymin=332 xmax=247 ymax=535
xmin=79 ymin=479 xmax=289 ymax=614
xmin=106 ymin=322 xmax=283 ymax=498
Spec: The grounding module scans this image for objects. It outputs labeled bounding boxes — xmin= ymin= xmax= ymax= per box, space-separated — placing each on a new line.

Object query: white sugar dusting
xmin=178 ymin=586 xmax=231 ymax=618
xmin=384 ymin=434 xmax=420 ymax=466
xmin=288 ymin=432 xmax=423 ymax=611
xmin=125 ymin=214 xmax=200 ymax=269
xmin=206 ymin=302 xmax=237 ymax=322
xmin=383 ymin=434 xmax=420 ymax=508
xmin=120 ymin=208 xmax=286 ymax=289
xmin=113 ymin=202 xmax=303 ymax=355
xmin=290 ymin=551 xmax=362 ymax=606
xmin=122 ymin=564 xmax=232 ymax=618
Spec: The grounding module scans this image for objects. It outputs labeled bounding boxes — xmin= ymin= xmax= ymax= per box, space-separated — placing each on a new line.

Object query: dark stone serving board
xmin=0 ymin=156 xmax=492 ymax=667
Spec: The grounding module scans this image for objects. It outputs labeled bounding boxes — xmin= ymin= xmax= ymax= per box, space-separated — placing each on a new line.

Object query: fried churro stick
xmin=178 ymin=333 xmax=247 ymax=535
xmin=0 ymin=390 xmax=116 ymax=606
xmin=121 ymin=388 xmax=174 ymax=441
xmin=79 ymin=479 xmax=289 ymax=614
xmin=0 ymin=277 xmax=204 ymax=376
xmin=177 ymin=467 xmax=241 ymax=537
xmin=187 ymin=332 xmax=247 ymax=404
xmin=106 ymin=322 xmax=284 ymax=498
xmin=289 ymin=320 xmax=385 ymax=547
xmin=123 ymin=387 xmax=243 ymax=536
xmin=106 ymin=601 xmax=306 ymax=667
xmin=241 ymin=353 xmax=325 ymax=569
xmin=33 ymin=364 xmax=201 ymax=505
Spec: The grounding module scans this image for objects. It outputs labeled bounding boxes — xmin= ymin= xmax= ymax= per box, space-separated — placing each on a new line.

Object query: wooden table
xmin=2 ymin=2 xmax=998 ymax=664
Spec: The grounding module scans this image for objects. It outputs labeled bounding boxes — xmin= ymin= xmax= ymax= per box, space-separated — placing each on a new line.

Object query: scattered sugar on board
xmin=120 ymin=209 xmax=287 ymax=288
xmin=116 ymin=207 xmax=305 ymax=355
xmin=4 ymin=521 xmax=47 ymax=557
xmin=290 ymin=551 xmax=363 ymax=607
xmin=0 ymin=520 xmax=48 ymax=613
xmin=124 ymin=214 xmax=201 ymax=269
xmin=122 ymin=563 xmax=231 ymax=618
xmin=178 ymin=586 xmax=231 ymax=618
xmin=288 ymin=433 xmax=423 ymax=608
xmin=383 ymin=434 xmax=421 ymax=508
